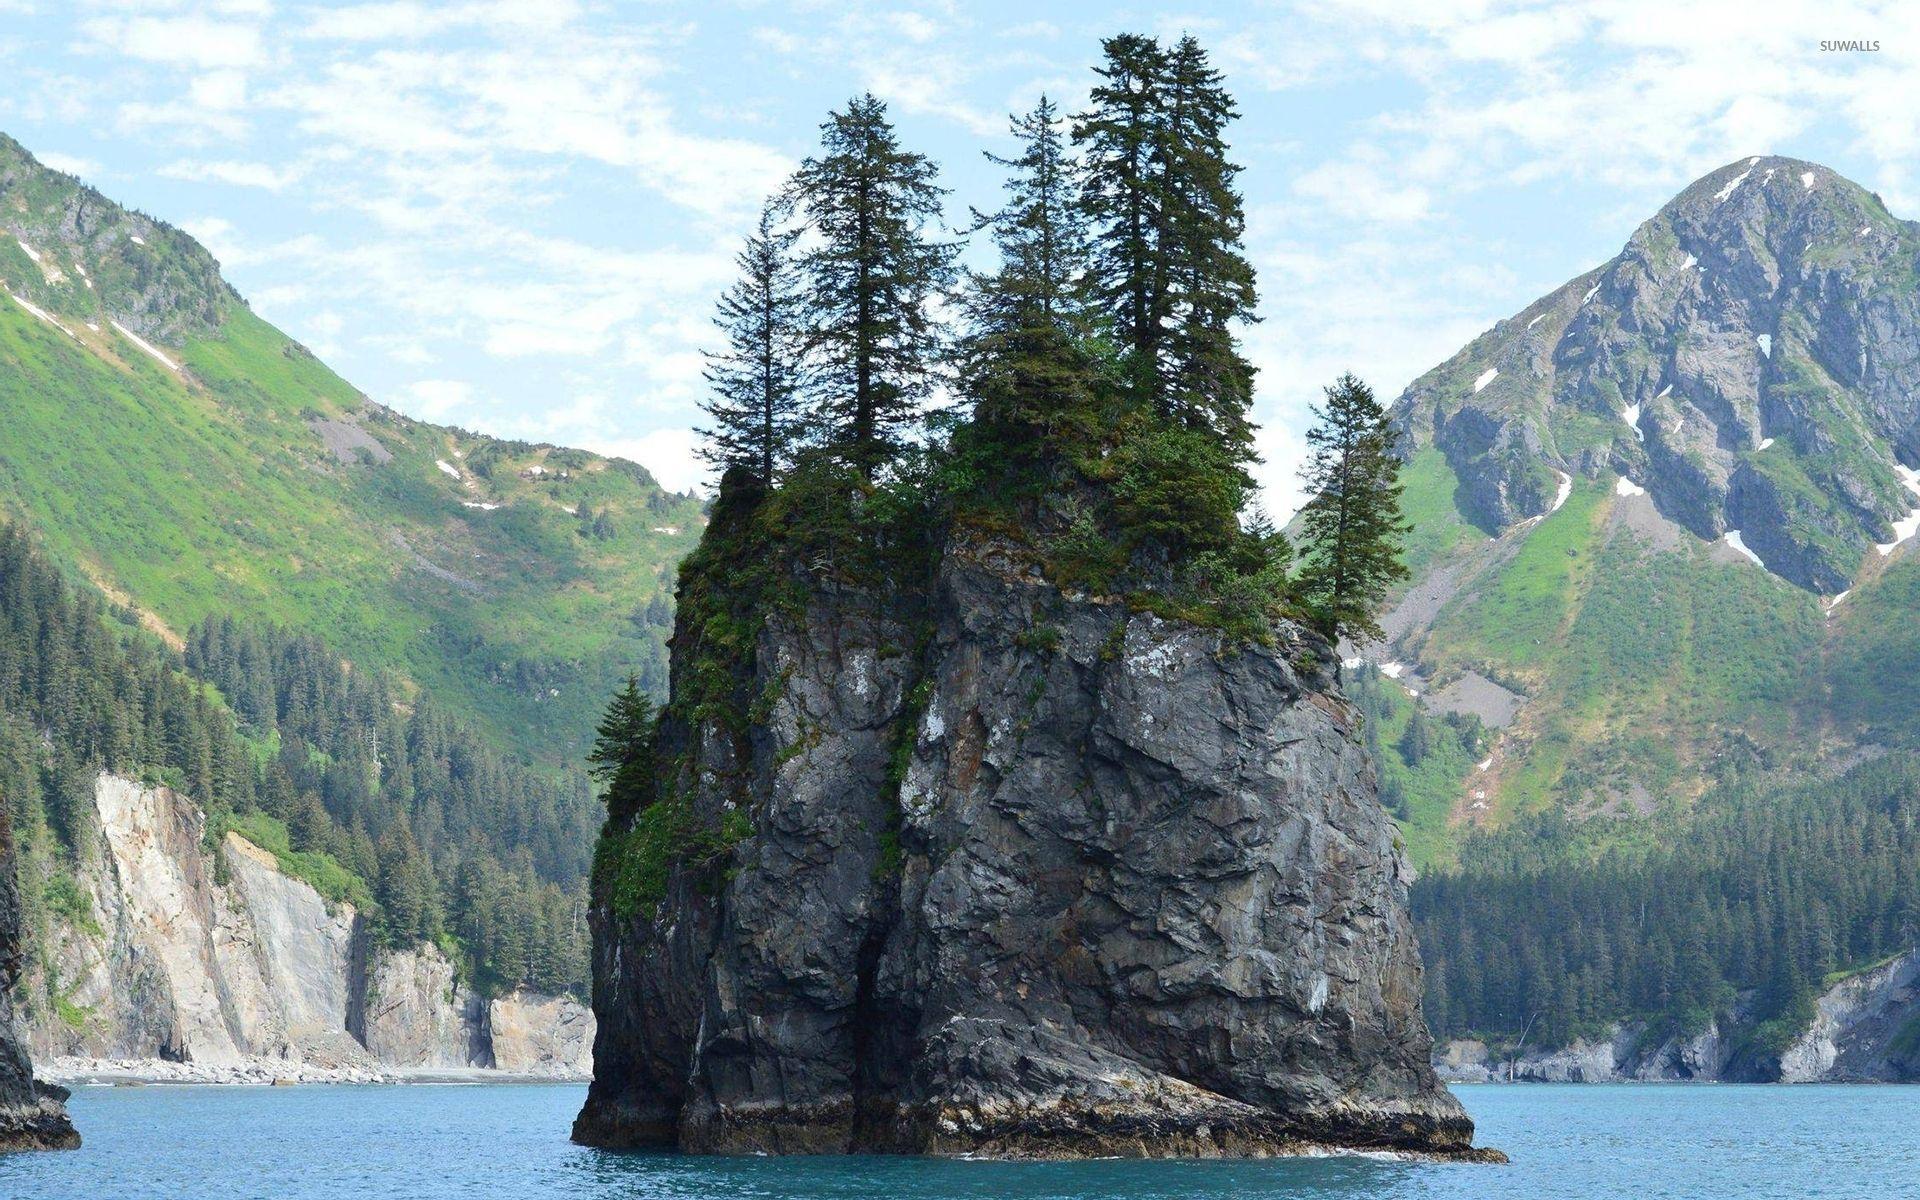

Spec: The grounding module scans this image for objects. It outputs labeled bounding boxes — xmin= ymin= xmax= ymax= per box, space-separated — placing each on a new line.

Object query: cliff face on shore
xmin=576 ymin=527 xmax=1492 ymax=1160
xmin=1436 ymin=948 xmax=1920 ymax=1084
xmin=25 ymin=773 xmax=592 ymax=1079
xmin=0 ymin=782 xmax=77 ymax=1151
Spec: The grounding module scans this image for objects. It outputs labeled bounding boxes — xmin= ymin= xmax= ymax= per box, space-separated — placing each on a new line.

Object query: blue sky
xmin=3 ymin=1 xmax=1915 ymax=511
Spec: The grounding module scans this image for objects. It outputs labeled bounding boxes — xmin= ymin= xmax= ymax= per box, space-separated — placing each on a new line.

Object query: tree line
xmin=1414 ymin=756 xmax=1920 ymax=1056
xmin=185 ymin=616 xmax=590 ymax=997
xmin=0 ymin=525 xmax=586 ymax=1005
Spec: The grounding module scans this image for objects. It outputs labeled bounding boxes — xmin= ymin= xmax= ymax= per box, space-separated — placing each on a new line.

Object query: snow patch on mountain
xmin=436 ymin=460 xmax=461 ymax=480
xmin=110 ymin=320 xmax=178 ymax=370
xmin=1473 ymin=368 xmax=1497 ymax=393
xmin=1714 ymin=169 xmax=1752 ymax=202
xmin=1874 ymin=464 xmax=1920 ymax=556
xmin=1615 ymin=476 xmax=1646 ymax=497
xmin=1724 ymin=530 xmax=1764 ymax=568
xmin=1548 ymin=470 xmax=1573 ymax=514
xmin=1757 ymin=334 xmax=1772 ymax=357
xmin=7 ymin=289 xmax=78 ymax=340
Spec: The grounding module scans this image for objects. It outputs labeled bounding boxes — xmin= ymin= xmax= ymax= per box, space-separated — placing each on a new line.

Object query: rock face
xmin=354 ymin=946 xmax=487 ymax=1069
xmin=1778 ymin=950 xmax=1920 ymax=1081
xmin=1436 ymin=950 xmax=1920 ymax=1083
xmin=1396 ymin=155 xmax=1920 ymax=593
xmin=577 ymin=531 xmax=1489 ymax=1159
xmin=27 ymin=773 xmax=593 ymax=1078
xmin=0 ymin=774 xmax=77 ymax=1151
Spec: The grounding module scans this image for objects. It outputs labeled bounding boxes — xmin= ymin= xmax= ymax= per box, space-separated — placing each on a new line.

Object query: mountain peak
xmin=0 ymin=130 xmax=233 ymax=347
xmin=1395 ymin=153 xmax=1920 ymax=596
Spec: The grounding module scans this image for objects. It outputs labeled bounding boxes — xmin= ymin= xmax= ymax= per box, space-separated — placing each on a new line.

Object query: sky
xmin=3 ymin=1 xmax=1917 ymax=512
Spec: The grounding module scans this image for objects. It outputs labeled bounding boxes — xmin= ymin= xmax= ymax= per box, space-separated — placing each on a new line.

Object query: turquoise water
xmin=2 ymin=1082 xmax=1915 ymax=1198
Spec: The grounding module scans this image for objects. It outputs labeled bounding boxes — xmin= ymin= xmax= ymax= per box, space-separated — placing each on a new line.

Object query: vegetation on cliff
xmin=601 ymin=32 xmax=1406 ymax=913
xmin=0 ymin=524 xmax=588 ymax=1006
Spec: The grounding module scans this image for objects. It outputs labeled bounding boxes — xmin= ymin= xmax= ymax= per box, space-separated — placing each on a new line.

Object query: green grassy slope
xmin=0 ymin=137 xmax=700 ymax=765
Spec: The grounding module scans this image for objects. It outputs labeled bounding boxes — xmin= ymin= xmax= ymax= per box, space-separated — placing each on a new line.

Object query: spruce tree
xmin=699 ymin=201 xmax=808 ymax=484
xmin=790 ymin=94 xmax=956 ymax=476
xmin=1295 ymin=373 xmax=1409 ymax=643
xmin=1073 ymin=34 xmax=1172 ymax=401
xmin=961 ymin=96 xmax=1097 ymax=461
xmin=1159 ymin=34 xmax=1258 ymax=460
xmin=588 ymin=676 xmax=656 ymax=814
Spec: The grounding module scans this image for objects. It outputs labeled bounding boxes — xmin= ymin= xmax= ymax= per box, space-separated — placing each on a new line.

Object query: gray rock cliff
xmin=576 ymin=526 xmax=1492 ymax=1159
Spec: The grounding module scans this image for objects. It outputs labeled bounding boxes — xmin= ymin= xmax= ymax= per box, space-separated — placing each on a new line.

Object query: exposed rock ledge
xmin=1436 ymin=948 xmax=1920 ymax=1084
xmin=26 ymin=774 xmax=592 ymax=1081
xmin=577 ymin=522 xmax=1500 ymax=1162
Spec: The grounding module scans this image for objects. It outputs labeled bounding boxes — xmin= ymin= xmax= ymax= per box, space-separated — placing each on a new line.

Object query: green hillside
xmin=0 ymin=133 xmax=700 ymax=765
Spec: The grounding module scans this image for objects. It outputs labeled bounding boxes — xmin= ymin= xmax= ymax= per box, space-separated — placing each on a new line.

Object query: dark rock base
xmin=0 ymin=1083 xmax=80 ymax=1153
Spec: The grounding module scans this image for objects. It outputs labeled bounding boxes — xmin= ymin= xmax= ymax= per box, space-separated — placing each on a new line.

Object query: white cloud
xmin=160 ymin=157 xmax=301 ymax=189
xmin=598 ymin=426 xmax=709 ymax=495
xmin=35 ymin=150 xmax=101 ymax=178
xmin=78 ymin=13 xmax=267 ymax=70
xmin=395 ymin=378 xmax=473 ymax=421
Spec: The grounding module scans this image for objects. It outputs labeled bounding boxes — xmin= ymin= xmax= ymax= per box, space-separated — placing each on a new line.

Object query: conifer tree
xmin=1158 ymin=35 xmax=1258 ymax=458
xmin=961 ymin=96 xmax=1097 ymax=460
xmin=1075 ymin=34 xmax=1258 ymax=470
xmin=1295 ymin=373 xmax=1409 ymax=643
xmin=791 ymin=93 xmax=956 ymax=475
xmin=587 ymin=676 xmax=656 ymax=814
xmin=1073 ymin=34 xmax=1172 ymax=400
xmin=699 ymin=201 xmax=808 ymax=484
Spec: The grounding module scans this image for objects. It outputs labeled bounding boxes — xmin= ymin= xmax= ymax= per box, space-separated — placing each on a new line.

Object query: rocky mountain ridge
xmin=1365 ymin=154 xmax=1920 ymax=853
xmin=576 ymin=513 xmax=1497 ymax=1160
xmin=1398 ymin=154 xmax=1920 ymax=595
xmin=24 ymin=773 xmax=592 ymax=1080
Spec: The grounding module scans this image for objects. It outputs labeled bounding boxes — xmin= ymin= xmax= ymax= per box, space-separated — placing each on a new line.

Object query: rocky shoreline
xmin=42 ymin=1056 xmax=589 ymax=1087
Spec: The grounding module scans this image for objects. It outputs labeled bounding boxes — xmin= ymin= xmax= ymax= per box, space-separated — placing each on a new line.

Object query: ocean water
xmin=2 ymin=1082 xmax=1915 ymax=1198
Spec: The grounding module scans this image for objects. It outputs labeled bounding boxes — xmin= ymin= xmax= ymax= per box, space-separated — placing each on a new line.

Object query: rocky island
xmin=574 ymin=505 xmax=1493 ymax=1160
xmin=576 ymin=32 xmax=1496 ymax=1162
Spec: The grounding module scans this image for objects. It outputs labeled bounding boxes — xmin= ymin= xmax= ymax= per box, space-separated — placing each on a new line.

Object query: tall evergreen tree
xmin=699 ymin=201 xmax=808 ymax=484
xmin=1295 ymin=373 xmax=1409 ymax=643
xmin=790 ymin=93 xmax=957 ymax=475
xmin=961 ymin=96 xmax=1097 ymax=459
xmin=1073 ymin=34 xmax=1172 ymax=401
xmin=1158 ymin=35 xmax=1258 ymax=459
xmin=587 ymin=676 xmax=656 ymax=815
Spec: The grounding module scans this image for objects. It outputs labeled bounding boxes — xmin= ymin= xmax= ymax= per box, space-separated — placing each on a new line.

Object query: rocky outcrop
xmin=1436 ymin=1022 xmax=1733 ymax=1083
xmin=0 ymin=770 xmax=77 ymax=1151
xmin=1436 ymin=949 xmax=1920 ymax=1083
xmin=354 ymin=945 xmax=487 ymax=1069
xmin=486 ymin=990 xmax=596 ymax=1075
xmin=1778 ymin=951 xmax=1920 ymax=1081
xmin=26 ymin=773 xmax=592 ymax=1079
xmin=577 ymin=527 xmax=1494 ymax=1160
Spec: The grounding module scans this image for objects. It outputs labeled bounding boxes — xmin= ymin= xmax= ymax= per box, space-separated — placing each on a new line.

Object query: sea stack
xmin=574 ymin=479 xmax=1495 ymax=1160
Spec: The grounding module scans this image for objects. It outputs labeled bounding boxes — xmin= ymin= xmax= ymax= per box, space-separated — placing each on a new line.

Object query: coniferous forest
xmin=0 ymin=522 xmax=590 ymax=1001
